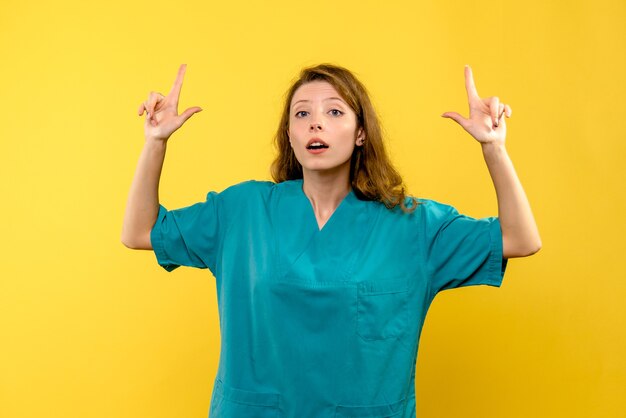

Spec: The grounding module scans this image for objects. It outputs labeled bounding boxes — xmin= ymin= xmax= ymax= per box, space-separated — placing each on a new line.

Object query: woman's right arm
xmin=120 ymin=140 xmax=167 ymax=249
xmin=121 ymin=64 xmax=202 ymax=250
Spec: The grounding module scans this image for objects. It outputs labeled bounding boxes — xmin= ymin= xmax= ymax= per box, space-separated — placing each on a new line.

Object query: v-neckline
xmin=297 ymin=179 xmax=355 ymax=233
xmin=273 ymin=179 xmax=381 ymax=283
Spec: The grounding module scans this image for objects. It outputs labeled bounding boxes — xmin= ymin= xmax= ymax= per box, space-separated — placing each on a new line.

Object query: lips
xmin=306 ymin=138 xmax=329 ymax=149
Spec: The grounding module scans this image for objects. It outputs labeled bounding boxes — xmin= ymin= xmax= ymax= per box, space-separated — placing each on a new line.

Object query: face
xmin=288 ymin=81 xmax=364 ymax=176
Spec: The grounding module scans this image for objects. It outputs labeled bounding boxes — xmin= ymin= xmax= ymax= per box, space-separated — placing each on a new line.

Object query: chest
xmin=217 ymin=195 xmax=423 ymax=287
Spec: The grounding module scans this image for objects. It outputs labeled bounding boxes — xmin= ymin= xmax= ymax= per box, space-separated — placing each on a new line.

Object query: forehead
xmin=291 ymin=81 xmax=343 ymax=106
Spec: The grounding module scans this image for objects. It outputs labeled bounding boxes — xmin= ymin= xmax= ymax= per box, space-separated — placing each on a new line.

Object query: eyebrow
xmin=291 ymin=97 xmax=347 ymax=109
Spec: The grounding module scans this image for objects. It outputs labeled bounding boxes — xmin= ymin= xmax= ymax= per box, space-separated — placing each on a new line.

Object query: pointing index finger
xmin=464 ymin=65 xmax=480 ymax=102
xmin=168 ymin=64 xmax=187 ymax=103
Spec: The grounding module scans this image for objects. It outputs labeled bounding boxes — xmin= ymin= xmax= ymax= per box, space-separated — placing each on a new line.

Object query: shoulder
xmin=388 ymin=195 xmax=459 ymax=228
xmin=364 ymin=195 xmax=458 ymax=245
xmin=206 ymin=180 xmax=276 ymax=231
xmin=212 ymin=179 xmax=277 ymax=201
xmin=209 ymin=179 xmax=304 ymax=214
xmin=413 ymin=197 xmax=457 ymax=216
xmin=220 ymin=179 xmax=276 ymax=193
xmin=212 ymin=178 xmax=307 ymax=202
xmin=381 ymin=194 xmax=457 ymax=217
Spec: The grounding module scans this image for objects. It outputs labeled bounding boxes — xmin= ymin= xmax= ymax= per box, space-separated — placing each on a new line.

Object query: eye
xmin=330 ymin=109 xmax=343 ymax=116
xmin=295 ymin=111 xmax=308 ymax=118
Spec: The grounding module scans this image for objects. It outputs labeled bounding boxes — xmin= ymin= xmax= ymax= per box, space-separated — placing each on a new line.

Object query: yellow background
xmin=1 ymin=0 xmax=624 ymax=417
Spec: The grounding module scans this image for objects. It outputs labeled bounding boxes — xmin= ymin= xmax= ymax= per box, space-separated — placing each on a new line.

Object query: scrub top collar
xmin=273 ymin=179 xmax=377 ymax=284
xmin=294 ymin=178 xmax=357 ymax=233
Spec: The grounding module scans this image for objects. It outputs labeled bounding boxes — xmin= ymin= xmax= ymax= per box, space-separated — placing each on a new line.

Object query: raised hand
xmin=441 ymin=65 xmax=512 ymax=146
xmin=137 ymin=64 xmax=202 ymax=142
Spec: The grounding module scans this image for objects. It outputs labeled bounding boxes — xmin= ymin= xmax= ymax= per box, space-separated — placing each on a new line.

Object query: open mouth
xmin=306 ymin=138 xmax=329 ymax=150
xmin=306 ymin=143 xmax=329 ymax=150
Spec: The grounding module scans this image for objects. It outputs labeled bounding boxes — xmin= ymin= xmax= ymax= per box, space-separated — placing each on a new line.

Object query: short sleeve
xmin=419 ymin=199 xmax=508 ymax=295
xmin=150 ymin=191 xmax=221 ymax=273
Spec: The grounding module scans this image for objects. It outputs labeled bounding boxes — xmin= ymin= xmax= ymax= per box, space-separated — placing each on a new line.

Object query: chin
xmin=301 ymin=160 xmax=351 ymax=174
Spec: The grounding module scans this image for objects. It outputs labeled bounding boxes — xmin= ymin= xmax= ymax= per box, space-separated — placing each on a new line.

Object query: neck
xmin=301 ymin=165 xmax=351 ymax=218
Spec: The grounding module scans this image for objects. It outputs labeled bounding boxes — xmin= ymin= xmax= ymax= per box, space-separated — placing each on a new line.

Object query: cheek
xmin=288 ymin=119 xmax=304 ymax=134
xmin=338 ymin=121 xmax=358 ymax=138
xmin=338 ymin=115 xmax=357 ymax=129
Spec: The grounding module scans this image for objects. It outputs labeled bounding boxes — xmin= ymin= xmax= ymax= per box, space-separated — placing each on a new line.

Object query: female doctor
xmin=122 ymin=63 xmax=541 ymax=418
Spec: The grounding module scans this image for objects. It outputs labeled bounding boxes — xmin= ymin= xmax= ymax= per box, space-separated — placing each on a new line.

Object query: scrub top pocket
xmin=356 ymin=278 xmax=409 ymax=341
xmin=334 ymin=396 xmax=406 ymax=417
xmin=210 ymin=378 xmax=282 ymax=418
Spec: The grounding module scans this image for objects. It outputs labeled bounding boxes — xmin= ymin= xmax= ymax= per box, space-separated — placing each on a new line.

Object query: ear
xmin=356 ymin=128 xmax=365 ymax=145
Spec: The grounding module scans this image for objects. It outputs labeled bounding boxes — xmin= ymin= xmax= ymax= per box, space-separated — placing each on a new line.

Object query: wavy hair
xmin=270 ymin=63 xmax=418 ymax=213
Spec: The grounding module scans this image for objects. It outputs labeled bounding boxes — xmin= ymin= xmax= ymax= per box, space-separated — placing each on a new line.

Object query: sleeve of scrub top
xmin=150 ymin=191 xmax=222 ymax=273
xmin=421 ymin=199 xmax=508 ymax=295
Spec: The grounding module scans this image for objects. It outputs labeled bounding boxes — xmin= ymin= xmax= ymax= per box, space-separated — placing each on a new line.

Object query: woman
xmin=122 ymin=63 xmax=541 ymax=418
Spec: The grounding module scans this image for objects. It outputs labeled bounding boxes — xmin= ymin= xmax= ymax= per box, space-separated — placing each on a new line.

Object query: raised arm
xmin=121 ymin=64 xmax=202 ymax=249
xmin=441 ymin=65 xmax=542 ymax=258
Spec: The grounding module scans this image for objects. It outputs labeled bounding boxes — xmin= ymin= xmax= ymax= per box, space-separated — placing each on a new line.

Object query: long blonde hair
xmin=270 ymin=63 xmax=418 ymax=213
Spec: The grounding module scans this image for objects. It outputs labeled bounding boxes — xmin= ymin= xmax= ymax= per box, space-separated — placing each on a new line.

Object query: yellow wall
xmin=1 ymin=1 xmax=624 ymax=417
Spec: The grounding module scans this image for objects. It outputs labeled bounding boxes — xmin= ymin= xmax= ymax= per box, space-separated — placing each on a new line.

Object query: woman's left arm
xmin=480 ymin=142 xmax=542 ymax=258
xmin=441 ymin=65 xmax=542 ymax=258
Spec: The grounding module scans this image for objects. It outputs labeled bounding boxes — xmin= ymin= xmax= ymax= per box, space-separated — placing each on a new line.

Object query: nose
xmin=309 ymin=122 xmax=322 ymax=131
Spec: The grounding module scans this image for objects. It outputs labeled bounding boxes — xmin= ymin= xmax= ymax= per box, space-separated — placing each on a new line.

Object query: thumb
xmin=441 ymin=112 xmax=468 ymax=128
xmin=179 ymin=106 xmax=203 ymax=124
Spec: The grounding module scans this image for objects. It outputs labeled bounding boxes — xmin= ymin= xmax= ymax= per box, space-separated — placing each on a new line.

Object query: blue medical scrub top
xmin=150 ymin=179 xmax=508 ymax=418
